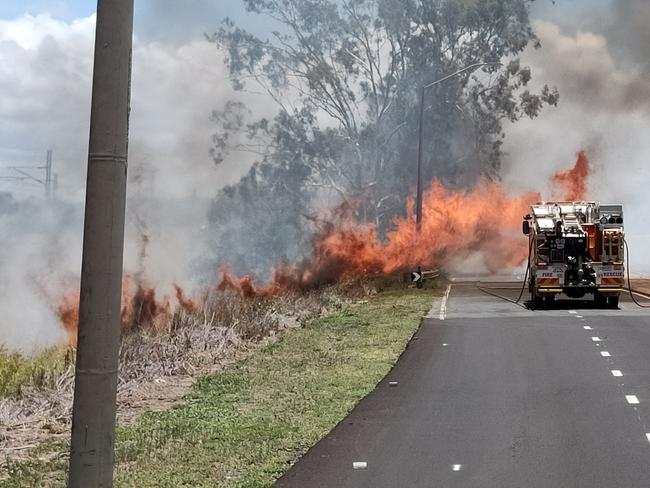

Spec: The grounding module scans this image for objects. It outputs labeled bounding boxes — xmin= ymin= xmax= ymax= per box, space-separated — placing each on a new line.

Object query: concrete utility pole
xmin=415 ymin=62 xmax=502 ymax=232
xmin=68 ymin=1 xmax=134 ymax=487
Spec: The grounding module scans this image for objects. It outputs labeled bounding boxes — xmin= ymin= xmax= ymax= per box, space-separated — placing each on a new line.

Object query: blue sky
xmin=0 ymin=0 xmax=94 ymax=20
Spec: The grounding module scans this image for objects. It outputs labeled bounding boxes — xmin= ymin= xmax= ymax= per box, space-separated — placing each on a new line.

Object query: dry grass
xmin=1 ymin=284 xmax=434 ymax=487
xmin=0 ymin=282 xmax=371 ymax=467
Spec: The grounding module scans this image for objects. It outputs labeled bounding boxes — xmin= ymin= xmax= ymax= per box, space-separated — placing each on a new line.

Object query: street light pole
xmin=415 ymin=62 xmax=501 ymax=232
xmin=68 ymin=1 xmax=134 ymax=486
xmin=416 ymin=85 xmax=426 ymax=231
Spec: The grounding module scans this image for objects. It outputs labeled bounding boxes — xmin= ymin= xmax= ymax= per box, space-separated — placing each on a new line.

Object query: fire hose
xmin=624 ymin=239 xmax=650 ymax=308
xmin=478 ymin=238 xmax=650 ymax=309
xmin=475 ymin=238 xmax=533 ymax=308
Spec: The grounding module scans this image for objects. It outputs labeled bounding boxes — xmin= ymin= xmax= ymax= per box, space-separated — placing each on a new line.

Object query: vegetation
xmin=0 ymin=349 xmax=70 ymax=398
xmin=1 ymin=287 xmax=435 ymax=487
xmin=207 ymin=0 xmax=559 ymax=278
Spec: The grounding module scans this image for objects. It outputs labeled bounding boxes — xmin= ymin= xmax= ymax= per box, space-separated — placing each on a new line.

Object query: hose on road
xmin=477 ymin=238 xmax=650 ymax=310
xmin=624 ymin=239 xmax=650 ymax=308
xmin=475 ymin=238 xmax=533 ymax=308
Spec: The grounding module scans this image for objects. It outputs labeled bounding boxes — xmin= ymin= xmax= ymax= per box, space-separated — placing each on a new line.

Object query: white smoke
xmin=0 ymin=13 xmax=274 ymax=353
xmin=0 ymin=13 xmax=266 ymax=197
xmin=0 ymin=203 xmax=80 ymax=352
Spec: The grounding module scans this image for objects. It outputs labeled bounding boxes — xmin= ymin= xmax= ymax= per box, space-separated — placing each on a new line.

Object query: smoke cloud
xmin=502 ymin=15 xmax=650 ymax=272
xmin=0 ymin=202 xmax=80 ymax=352
xmin=602 ymin=0 xmax=650 ymax=73
xmin=0 ymin=13 xmax=274 ymax=353
xmin=2 ymin=3 xmax=650 ymax=351
xmin=0 ymin=13 xmax=271 ymax=197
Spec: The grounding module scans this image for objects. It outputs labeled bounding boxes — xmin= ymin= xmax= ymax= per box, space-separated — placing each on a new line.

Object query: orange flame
xmin=174 ymin=285 xmax=199 ymax=314
xmin=218 ymin=151 xmax=591 ymax=295
xmin=57 ymin=276 xmax=197 ymax=344
xmin=58 ymin=151 xmax=592 ymax=339
xmin=552 ymin=150 xmax=591 ymax=201
xmin=57 ymin=294 xmax=80 ymax=347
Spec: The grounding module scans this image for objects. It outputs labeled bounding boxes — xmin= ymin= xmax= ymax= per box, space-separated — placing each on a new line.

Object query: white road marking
xmin=583 ymin=326 xmax=593 ymax=330
xmin=576 ymin=315 xmax=584 ymax=319
xmin=612 ymin=370 xmax=623 ymax=377
xmin=626 ymin=395 xmax=640 ymax=405
xmin=601 ymin=351 xmax=611 ymax=357
xmin=646 ymin=433 xmax=650 ymax=445
xmin=389 ymin=381 xmax=398 ymax=387
xmin=442 ymin=343 xmax=449 ymax=347
xmin=591 ymin=337 xmax=602 ymax=342
xmin=439 ymin=285 xmax=452 ymax=320
xmin=569 ymin=311 xmax=577 ymax=314
xmin=353 ymin=462 xmax=367 ymax=470
xmin=452 ymin=464 xmax=462 ymax=472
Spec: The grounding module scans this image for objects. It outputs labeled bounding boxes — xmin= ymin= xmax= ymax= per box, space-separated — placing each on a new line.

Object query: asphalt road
xmin=275 ymin=282 xmax=650 ymax=488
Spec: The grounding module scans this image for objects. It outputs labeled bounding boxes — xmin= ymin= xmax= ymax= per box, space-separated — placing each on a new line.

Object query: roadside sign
xmin=411 ymin=272 xmax=422 ymax=283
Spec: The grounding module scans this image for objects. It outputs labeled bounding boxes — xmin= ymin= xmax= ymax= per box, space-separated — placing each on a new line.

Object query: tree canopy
xmin=207 ymin=0 xmax=558 ymax=277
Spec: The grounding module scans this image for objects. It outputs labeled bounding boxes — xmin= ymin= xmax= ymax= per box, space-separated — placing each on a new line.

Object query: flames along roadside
xmin=57 ymin=152 xmax=592 ymax=344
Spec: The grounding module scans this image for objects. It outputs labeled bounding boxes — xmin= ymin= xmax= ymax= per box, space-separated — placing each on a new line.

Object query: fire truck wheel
xmin=543 ymin=295 xmax=555 ymax=308
xmin=533 ymin=290 xmax=544 ymax=309
xmin=607 ymin=295 xmax=620 ymax=309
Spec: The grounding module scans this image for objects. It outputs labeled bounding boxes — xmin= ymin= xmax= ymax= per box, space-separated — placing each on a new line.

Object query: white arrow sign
xmin=411 ymin=272 xmax=422 ymax=283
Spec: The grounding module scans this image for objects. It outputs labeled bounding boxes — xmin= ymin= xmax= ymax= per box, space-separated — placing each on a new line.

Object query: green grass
xmin=1 ymin=288 xmax=434 ymax=487
xmin=0 ymin=349 xmax=70 ymax=398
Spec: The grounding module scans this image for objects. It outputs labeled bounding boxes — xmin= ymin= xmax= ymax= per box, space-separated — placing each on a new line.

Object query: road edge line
xmin=439 ymin=284 xmax=452 ymax=320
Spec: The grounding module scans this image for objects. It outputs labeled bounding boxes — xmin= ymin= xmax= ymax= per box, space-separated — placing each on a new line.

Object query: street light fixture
xmin=415 ymin=62 xmax=502 ymax=231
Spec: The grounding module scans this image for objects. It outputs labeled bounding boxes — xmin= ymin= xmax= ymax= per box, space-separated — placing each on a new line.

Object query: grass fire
xmin=55 ymin=152 xmax=591 ymax=344
xmin=8 ymin=1 xmax=646 ymax=485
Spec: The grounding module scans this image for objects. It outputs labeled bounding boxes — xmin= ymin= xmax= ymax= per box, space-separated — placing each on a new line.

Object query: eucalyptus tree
xmin=209 ymin=0 xmax=558 ymax=267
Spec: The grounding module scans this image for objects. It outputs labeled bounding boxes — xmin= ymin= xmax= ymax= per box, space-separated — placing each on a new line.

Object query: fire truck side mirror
xmin=522 ymin=220 xmax=531 ymax=236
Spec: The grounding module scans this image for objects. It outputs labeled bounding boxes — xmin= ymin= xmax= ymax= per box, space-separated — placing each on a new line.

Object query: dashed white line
xmin=353 ymin=462 xmax=367 ymax=470
xmin=439 ymin=285 xmax=452 ymax=321
xmin=569 ymin=311 xmax=577 ymax=314
xmin=601 ymin=351 xmax=611 ymax=357
xmin=583 ymin=326 xmax=593 ymax=330
xmin=626 ymin=395 xmax=640 ymax=405
xmin=591 ymin=337 xmax=602 ymax=342
xmin=646 ymin=434 xmax=650 ymax=445
xmin=451 ymin=464 xmax=462 ymax=472
xmin=576 ymin=315 xmax=584 ymax=319
xmin=612 ymin=370 xmax=623 ymax=377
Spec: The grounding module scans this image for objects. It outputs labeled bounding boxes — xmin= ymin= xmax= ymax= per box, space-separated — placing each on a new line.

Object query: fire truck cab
xmin=523 ymin=202 xmax=625 ymax=309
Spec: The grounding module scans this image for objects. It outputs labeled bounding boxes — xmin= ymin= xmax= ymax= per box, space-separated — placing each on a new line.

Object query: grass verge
xmin=0 ymin=349 xmax=70 ymax=398
xmin=2 ymin=288 xmax=434 ymax=487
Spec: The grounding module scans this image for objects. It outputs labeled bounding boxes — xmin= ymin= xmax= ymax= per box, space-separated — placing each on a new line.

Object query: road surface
xmin=275 ymin=282 xmax=650 ymax=487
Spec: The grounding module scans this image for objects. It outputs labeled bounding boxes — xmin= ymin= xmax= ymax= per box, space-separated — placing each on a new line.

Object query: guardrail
xmin=409 ymin=268 xmax=442 ymax=288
